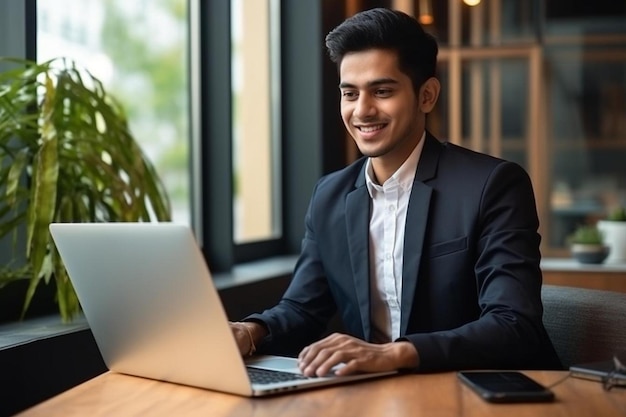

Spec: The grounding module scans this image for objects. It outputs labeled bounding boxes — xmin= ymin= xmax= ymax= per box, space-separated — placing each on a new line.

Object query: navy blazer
xmin=249 ymin=133 xmax=561 ymax=371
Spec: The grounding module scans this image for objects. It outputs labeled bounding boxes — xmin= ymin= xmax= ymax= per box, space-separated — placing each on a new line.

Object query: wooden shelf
xmin=542 ymin=258 xmax=626 ymax=293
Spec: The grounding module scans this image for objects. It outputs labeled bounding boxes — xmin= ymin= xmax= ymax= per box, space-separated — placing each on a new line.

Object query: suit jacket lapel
xmin=345 ymin=166 xmax=371 ymax=341
xmin=400 ymin=133 xmax=440 ymax=335
xmin=344 ymin=134 xmax=442 ymax=339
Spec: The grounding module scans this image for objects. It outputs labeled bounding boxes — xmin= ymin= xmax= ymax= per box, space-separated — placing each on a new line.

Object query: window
xmin=36 ymin=0 xmax=285 ymax=268
xmin=231 ymin=0 xmax=282 ymax=244
xmin=201 ymin=0 xmax=293 ymax=269
xmin=37 ymin=0 xmax=193 ymax=226
xmin=1 ymin=0 xmax=320 ymax=283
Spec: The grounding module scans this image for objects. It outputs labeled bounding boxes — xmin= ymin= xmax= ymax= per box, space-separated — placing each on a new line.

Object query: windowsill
xmin=0 ymin=314 xmax=90 ymax=351
xmin=0 ymin=255 xmax=298 ymax=351
xmin=212 ymin=255 xmax=297 ymax=289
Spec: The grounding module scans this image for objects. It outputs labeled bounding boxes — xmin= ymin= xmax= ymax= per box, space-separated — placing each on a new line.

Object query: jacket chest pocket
xmin=428 ymin=236 xmax=467 ymax=258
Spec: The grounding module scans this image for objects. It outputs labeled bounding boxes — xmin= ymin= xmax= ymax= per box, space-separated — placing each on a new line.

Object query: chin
xmin=355 ymin=142 xmax=386 ymax=158
xmin=358 ymin=150 xmax=385 ymax=158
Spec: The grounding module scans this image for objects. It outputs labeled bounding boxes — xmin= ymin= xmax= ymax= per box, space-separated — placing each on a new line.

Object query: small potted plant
xmin=568 ymin=224 xmax=610 ymax=264
xmin=597 ymin=206 xmax=626 ymax=264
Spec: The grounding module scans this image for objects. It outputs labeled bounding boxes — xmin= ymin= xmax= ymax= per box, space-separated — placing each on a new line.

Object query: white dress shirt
xmin=365 ymin=133 xmax=425 ymax=343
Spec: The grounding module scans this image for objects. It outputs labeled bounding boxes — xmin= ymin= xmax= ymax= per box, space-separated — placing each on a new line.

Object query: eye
xmin=341 ymin=90 xmax=358 ymax=101
xmin=375 ymin=88 xmax=393 ymax=97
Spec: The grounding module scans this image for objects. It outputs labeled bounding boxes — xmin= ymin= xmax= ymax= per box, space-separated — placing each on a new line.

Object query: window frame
xmin=198 ymin=0 xmax=328 ymax=271
xmin=8 ymin=0 xmax=331 ymax=277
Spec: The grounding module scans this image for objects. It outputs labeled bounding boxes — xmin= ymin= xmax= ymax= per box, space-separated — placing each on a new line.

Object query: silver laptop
xmin=49 ymin=222 xmax=396 ymax=396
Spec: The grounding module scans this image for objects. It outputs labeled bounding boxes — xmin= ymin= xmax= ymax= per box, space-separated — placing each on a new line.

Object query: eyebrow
xmin=338 ymin=78 xmax=399 ymax=89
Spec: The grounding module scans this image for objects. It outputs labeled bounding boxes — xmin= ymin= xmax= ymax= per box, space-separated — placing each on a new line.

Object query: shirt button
xmin=387 ymin=205 xmax=395 ymax=212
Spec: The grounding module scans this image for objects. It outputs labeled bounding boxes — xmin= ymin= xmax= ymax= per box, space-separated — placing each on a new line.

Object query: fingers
xmin=297 ymin=334 xmax=419 ymax=377
xmin=300 ymin=346 xmax=346 ymax=377
xmin=298 ymin=333 xmax=374 ymax=377
xmin=229 ymin=322 xmax=252 ymax=356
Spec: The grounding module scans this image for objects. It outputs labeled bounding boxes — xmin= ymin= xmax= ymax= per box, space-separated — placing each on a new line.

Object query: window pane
xmin=418 ymin=0 xmax=539 ymax=47
xmin=37 ymin=0 xmax=191 ymax=225
xmin=546 ymin=42 xmax=626 ymax=248
xmin=231 ymin=0 xmax=281 ymax=243
xmin=432 ymin=52 xmax=534 ymax=171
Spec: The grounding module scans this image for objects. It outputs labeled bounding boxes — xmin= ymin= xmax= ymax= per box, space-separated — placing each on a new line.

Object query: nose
xmin=354 ymin=94 xmax=376 ymax=119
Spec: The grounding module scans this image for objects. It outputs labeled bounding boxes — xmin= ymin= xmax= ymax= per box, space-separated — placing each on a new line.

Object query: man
xmin=230 ymin=8 xmax=561 ymax=377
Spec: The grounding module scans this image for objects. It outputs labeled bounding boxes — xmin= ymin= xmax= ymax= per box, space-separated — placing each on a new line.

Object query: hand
xmin=229 ymin=321 xmax=267 ymax=356
xmin=297 ymin=333 xmax=419 ymax=377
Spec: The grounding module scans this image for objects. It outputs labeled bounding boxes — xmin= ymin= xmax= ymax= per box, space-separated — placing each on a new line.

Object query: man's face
xmin=339 ymin=48 xmax=426 ymax=175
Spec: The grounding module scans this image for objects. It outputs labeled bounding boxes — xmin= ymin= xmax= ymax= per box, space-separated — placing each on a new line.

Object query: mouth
xmin=355 ymin=123 xmax=387 ymax=137
xmin=356 ymin=124 xmax=386 ymax=133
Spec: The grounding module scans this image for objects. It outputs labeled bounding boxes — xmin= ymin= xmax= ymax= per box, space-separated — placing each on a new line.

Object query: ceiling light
xmin=418 ymin=0 xmax=434 ymax=25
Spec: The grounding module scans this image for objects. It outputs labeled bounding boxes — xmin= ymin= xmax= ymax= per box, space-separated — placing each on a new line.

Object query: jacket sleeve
xmin=400 ymin=162 xmax=560 ymax=371
xmin=245 ymin=181 xmax=338 ymax=356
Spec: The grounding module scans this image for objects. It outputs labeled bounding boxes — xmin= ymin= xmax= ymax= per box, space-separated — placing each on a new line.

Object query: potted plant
xmin=567 ymin=224 xmax=610 ymax=264
xmin=597 ymin=206 xmax=626 ymax=264
xmin=0 ymin=57 xmax=171 ymax=322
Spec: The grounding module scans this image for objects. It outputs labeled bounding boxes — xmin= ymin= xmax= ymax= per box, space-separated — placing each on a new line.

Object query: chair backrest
xmin=541 ymin=284 xmax=626 ymax=368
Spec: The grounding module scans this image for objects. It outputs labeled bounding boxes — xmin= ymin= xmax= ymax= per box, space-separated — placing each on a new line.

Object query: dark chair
xmin=541 ymin=284 xmax=626 ymax=368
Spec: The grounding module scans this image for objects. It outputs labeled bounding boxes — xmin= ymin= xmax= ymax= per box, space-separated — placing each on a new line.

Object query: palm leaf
xmin=0 ymin=57 xmax=172 ymax=322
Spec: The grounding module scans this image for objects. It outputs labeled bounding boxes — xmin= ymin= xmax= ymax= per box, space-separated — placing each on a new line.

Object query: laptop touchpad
xmin=246 ymin=356 xmax=300 ymax=372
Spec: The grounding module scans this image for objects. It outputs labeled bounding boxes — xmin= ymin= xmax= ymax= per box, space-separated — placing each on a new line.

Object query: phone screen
xmin=458 ymin=371 xmax=555 ymax=403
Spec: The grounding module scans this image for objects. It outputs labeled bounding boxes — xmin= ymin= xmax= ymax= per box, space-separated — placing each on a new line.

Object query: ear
xmin=418 ymin=77 xmax=440 ymax=113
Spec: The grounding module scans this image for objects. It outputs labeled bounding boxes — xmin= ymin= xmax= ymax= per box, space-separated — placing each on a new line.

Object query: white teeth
xmin=359 ymin=125 xmax=384 ymax=133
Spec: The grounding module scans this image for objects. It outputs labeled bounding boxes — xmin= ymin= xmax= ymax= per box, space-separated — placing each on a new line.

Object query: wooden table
xmin=16 ymin=370 xmax=626 ymax=417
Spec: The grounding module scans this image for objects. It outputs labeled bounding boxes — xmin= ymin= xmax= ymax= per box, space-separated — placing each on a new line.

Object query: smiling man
xmin=338 ymin=47 xmax=438 ymax=184
xmin=230 ymin=8 xmax=561 ymax=376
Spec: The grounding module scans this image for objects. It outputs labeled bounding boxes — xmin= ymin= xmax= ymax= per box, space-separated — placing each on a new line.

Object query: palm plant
xmin=0 ymin=57 xmax=171 ymax=322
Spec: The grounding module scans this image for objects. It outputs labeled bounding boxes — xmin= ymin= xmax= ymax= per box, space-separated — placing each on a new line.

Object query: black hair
xmin=325 ymin=8 xmax=438 ymax=90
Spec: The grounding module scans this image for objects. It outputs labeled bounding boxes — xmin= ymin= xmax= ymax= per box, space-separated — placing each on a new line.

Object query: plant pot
xmin=597 ymin=220 xmax=626 ymax=264
xmin=570 ymin=243 xmax=610 ymax=265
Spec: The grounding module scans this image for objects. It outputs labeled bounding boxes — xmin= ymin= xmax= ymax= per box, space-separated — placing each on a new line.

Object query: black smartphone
xmin=457 ymin=371 xmax=555 ymax=403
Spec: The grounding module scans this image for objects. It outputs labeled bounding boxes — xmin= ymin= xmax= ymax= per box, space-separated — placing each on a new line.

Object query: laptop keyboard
xmin=247 ymin=367 xmax=311 ymax=384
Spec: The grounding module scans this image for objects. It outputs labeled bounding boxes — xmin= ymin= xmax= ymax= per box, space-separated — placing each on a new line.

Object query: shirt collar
xmin=365 ymin=131 xmax=425 ymax=198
